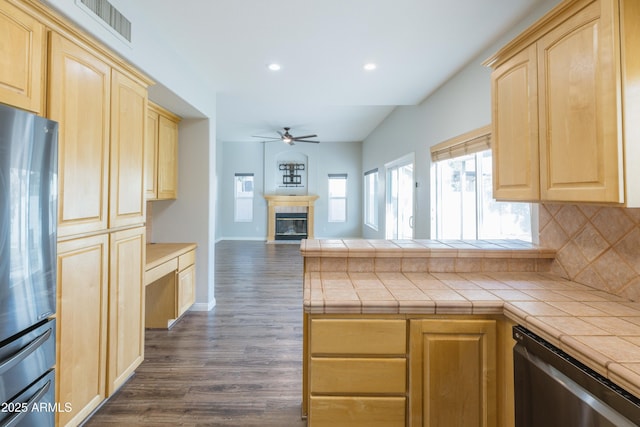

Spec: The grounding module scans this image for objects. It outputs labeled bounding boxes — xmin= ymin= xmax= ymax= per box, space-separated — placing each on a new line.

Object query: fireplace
xmin=275 ymin=212 xmax=308 ymax=240
xmin=264 ymin=195 xmax=318 ymax=242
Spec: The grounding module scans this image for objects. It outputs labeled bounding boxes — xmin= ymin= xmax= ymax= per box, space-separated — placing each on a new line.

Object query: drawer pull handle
xmin=2 ymin=378 xmax=51 ymax=427
xmin=0 ymin=328 xmax=52 ymax=375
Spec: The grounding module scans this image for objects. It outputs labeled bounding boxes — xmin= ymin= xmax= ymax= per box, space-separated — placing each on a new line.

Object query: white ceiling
xmin=118 ymin=0 xmax=548 ymax=143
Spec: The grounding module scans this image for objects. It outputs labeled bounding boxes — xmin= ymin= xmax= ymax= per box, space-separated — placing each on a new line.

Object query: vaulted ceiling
xmin=116 ymin=0 xmax=550 ymax=143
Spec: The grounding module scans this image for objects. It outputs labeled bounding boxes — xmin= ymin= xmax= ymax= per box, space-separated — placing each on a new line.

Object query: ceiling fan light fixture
xmin=363 ymin=63 xmax=377 ymax=71
xmin=267 ymin=63 xmax=281 ymax=71
xmin=252 ymin=127 xmax=319 ymax=145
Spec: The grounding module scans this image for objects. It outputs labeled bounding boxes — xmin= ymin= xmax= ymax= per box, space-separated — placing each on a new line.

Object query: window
xmin=430 ymin=127 xmax=531 ymax=241
xmin=364 ymin=168 xmax=378 ymax=230
xmin=234 ymin=173 xmax=254 ymax=222
xmin=328 ymin=174 xmax=347 ymax=222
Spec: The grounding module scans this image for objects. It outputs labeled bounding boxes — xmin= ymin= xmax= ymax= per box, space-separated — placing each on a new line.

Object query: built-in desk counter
xmin=145 ymin=243 xmax=197 ymax=328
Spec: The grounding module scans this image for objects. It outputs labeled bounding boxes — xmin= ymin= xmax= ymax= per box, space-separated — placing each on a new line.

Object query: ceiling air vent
xmin=77 ymin=0 xmax=131 ymax=43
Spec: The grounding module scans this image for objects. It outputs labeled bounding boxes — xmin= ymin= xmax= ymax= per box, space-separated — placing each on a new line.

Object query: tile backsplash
xmin=539 ymin=204 xmax=640 ymax=302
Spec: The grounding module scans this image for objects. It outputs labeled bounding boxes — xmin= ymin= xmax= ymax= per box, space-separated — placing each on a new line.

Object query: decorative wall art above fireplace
xmin=279 ymin=162 xmax=305 ymax=187
xmin=275 ymin=151 xmax=308 ymax=194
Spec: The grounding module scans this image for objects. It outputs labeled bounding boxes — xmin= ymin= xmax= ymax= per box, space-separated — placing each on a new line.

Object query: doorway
xmin=385 ymin=154 xmax=415 ymax=239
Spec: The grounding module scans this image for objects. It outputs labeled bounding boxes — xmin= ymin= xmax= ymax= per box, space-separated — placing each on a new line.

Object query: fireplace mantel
xmin=264 ymin=194 xmax=318 ymax=242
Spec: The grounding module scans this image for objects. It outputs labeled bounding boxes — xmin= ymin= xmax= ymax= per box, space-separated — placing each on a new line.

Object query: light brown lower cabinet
xmin=108 ymin=226 xmax=146 ymax=395
xmin=177 ymin=249 xmax=196 ymax=317
xmin=177 ymin=263 xmax=196 ymax=317
xmin=56 ymin=234 xmax=109 ymax=427
xmin=409 ymin=319 xmax=497 ymax=427
xmin=310 ymin=396 xmax=406 ymax=427
xmin=304 ymin=315 xmax=514 ymax=427
xmin=56 ymin=227 xmax=145 ymax=426
xmin=306 ymin=318 xmax=407 ymax=427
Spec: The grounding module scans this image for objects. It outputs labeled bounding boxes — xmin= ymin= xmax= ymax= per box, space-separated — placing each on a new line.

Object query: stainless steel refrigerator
xmin=0 ymin=103 xmax=58 ymax=427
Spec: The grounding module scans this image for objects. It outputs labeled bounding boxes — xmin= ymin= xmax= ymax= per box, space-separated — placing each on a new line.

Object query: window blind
xmin=430 ymin=125 xmax=492 ymax=162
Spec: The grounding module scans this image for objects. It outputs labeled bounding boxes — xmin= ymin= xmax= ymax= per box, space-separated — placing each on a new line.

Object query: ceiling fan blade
xmin=296 ymin=140 xmax=320 ymax=143
xmin=277 ymin=130 xmax=285 ymax=138
xmin=292 ymin=134 xmax=317 ymax=140
xmin=252 ymin=135 xmax=281 ymax=140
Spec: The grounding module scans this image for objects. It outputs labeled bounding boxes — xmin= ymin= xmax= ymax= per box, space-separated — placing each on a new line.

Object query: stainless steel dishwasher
xmin=513 ymin=325 xmax=640 ymax=426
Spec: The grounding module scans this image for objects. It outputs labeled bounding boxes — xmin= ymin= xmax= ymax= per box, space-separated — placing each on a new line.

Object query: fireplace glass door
xmin=275 ymin=213 xmax=308 ymax=240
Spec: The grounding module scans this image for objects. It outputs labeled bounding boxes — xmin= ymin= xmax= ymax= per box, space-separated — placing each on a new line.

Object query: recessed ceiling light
xmin=267 ymin=63 xmax=281 ymax=71
xmin=363 ymin=63 xmax=377 ymax=71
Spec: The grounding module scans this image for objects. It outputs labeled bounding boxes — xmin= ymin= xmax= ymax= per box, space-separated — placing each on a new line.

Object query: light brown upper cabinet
xmin=109 ymin=70 xmax=147 ymax=227
xmin=486 ymin=0 xmax=640 ymax=205
xmin=490 ymin=45 xmax=540 ymax=201
xmin=0 ymin=1 xmax=45 ymax=113
xmin=145 ymin=106 xmax=159 ymax=199
xmin=146 ymin=101 xmax=181 ymax=200
xmin=49 ymin=33 xmax=111 ymax=238
xmin=50 ymin=34 xmax=148 ymax=235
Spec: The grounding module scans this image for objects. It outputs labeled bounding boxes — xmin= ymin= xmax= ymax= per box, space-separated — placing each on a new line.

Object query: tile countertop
xmin=301 ymin=238 xmax=640 ymax=399
xmin=300 ymin=237 xmax=556 ymax=258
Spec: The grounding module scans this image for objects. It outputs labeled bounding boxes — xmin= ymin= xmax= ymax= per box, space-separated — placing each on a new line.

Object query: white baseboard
xmin=216 ymin=236 xmax=266 ymax=242
xmin=191 ymin=299 xmax=216 ymax=311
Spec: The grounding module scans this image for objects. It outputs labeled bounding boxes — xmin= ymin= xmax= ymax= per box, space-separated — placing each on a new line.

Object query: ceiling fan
xmin=252 ymin=127 xmax=319 ymax=145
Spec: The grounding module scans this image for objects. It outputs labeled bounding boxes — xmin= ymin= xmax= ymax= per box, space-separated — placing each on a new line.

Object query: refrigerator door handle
xmin=1 ymin=378 xmax=52 ymax=427
xmin=0 ymin=328 xmax=52 ymax=375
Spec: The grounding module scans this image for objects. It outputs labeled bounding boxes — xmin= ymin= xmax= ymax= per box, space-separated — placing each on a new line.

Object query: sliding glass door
xmin=386 ymin=154 xmax=414 ymax=239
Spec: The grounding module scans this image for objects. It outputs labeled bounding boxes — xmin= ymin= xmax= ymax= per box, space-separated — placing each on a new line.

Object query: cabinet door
xmin=144 ymin=108 xmax=159 ymax=199
xmin=177 ymin=263 xmax=195 ymax=317
xmin=0 ymin=1 xmax=45 ymax=113
xmin=538 ymin=0 xmax=622 ymax=203
xmin=56 ymin=234 xmax=109 ymax=427
xmin=491 ymin=44 xmax=539 ymax=201
xmin=157 ymin=114 xmax=179 ymax=199
xmin=49 ymin=33 xmax=111 ymax=237
xmin=109 ymin=70 xmax=147 ymax=228
xmin=409 ymin=319 xmax=497 ymax=427
xmin=108 ymin=226 xmax=145 ymax=395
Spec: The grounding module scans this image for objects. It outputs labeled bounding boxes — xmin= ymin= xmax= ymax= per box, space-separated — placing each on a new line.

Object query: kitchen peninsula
xmin=301 ymin=238 xmax=640 ymax=426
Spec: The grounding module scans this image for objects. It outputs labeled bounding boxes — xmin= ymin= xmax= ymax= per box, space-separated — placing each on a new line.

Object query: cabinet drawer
xmin=310 ymin=319 xmax=406 ymax=355
xmin=310 ymin=357 xmax=406 ymax=394
xmin=309 ymin=396 xmax=405 ymax=427
xmin=178 ymin=250 xmax=195 ymax=271
xmin=145 ymin=258 xmax=177 ymax=285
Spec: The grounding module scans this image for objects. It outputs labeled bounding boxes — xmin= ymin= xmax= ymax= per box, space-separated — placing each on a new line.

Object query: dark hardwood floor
xmin=86 ymin=240 xmax=307 ymax=426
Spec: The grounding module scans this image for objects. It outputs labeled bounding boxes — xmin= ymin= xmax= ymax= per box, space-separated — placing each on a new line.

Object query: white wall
xmin=218 ymin=140 xmax=362 ymax=240
xmin=42 ymin=0 xmax=218 ymax=309
xmin=43 ymin=0 xmax=563 ymax=307
xmin=313 ymin=142 xmax=362 ymax=238
xmin=362 ymin=0 xmax=562 ymax=239
xmin=151 ymin=119 xmax=216 ymax=310
xmin=219 ymin=142 xmax=267 ymax=240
